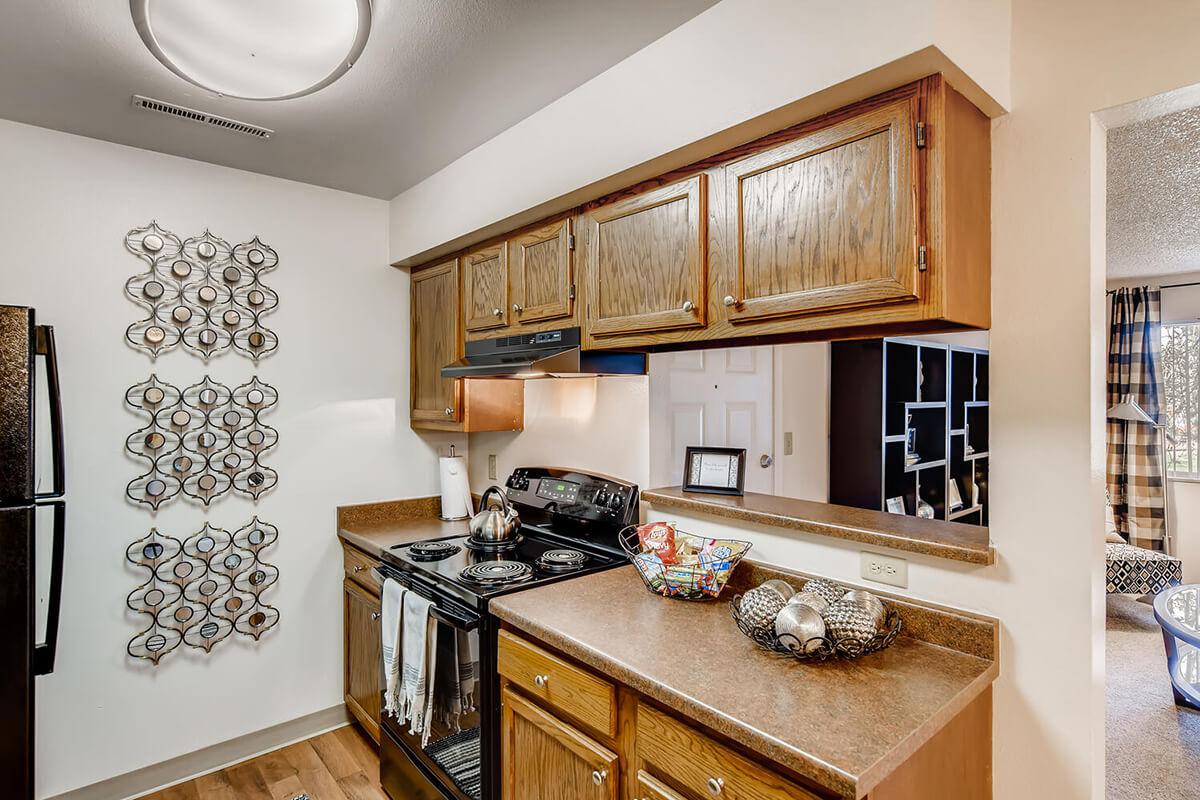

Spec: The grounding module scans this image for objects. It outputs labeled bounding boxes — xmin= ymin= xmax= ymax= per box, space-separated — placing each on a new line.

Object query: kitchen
xmin=0 ymin=2 xmax=1180 ymax=800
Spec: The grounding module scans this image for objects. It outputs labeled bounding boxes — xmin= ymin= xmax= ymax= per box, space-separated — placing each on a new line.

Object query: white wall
xmin=387 ymin=0 xmax=1011 ymax=265
xmin=0 ymin=119 xmax=446 ymax=798
xmin=467 ymin=377 xmax=650 ymax=491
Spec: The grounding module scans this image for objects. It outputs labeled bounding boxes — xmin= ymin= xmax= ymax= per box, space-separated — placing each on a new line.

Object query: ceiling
xmin=0 ymin=0 xmax=718 ymax=199
xmin=1107 ymin=103 xmax=1200 ymax=278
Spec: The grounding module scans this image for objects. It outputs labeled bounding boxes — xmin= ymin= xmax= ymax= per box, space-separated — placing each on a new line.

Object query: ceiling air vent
xmin=131 ymin=95 xmax=274 ymax=139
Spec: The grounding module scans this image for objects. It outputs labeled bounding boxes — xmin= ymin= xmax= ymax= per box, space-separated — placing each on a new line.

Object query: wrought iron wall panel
xmin=126 ymin=518 xmax=280 ymax=664
xmin=126 ymin=375 xmax=278 ymax=509
xmin=124 ymin=221 xmax=279 ymax=361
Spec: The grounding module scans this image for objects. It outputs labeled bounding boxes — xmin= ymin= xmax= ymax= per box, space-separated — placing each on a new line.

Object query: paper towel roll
xmin=439 ymin=456 xmax=473 ymax=521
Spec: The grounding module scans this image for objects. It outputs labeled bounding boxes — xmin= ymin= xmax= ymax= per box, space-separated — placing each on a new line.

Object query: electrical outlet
xmin=783 ymin=431 xmax=794 ymax=456
xmin=487 ymin=454 xmax=497 ymax=481
xmin=860 ymin=551 xmax=908 ymax=588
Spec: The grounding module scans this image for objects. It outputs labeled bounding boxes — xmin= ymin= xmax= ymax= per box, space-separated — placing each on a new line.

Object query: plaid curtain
xmin=1106 ymin=287 xmax=1164 ymax=547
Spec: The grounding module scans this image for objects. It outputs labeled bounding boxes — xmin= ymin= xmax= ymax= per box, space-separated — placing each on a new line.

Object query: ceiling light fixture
xmin=130 ymin=0 xmax=372 ymax=101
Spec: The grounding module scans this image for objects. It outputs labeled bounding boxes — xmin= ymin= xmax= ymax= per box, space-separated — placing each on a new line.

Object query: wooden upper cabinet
xmin=463 ymin=243 xmax=509 ymax=332
xmin=510 ymin=218 xmax=574 ymax=325
xmin=724 ymin=95 xmax=920 ymax=323
xmin=584 ymin=175 xmax=707 ymax=337
xmin=411 ymin=259 xmax=461 ymax=423
xmin=501 ymin=687 xmax=618 ymax=800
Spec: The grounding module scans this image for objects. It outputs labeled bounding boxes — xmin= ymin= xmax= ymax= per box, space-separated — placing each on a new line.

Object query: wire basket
xmin=619 ymin=525 xmax=751 ymax=601
xmin=730 ymin=594 xmax=903 ymax=661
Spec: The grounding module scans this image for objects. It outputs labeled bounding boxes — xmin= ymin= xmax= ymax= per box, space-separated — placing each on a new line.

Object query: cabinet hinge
xmin=917 ymin=245 xmax=928 ymax=272
xmin=567 ymin=233 xmax=576 ymax=251
xmin=568 ymin=284 xmax=576 ymax=300
xmin=915 ymin=121 xmax=927 ymax=149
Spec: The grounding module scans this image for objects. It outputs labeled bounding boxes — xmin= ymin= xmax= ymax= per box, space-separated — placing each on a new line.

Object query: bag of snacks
xmin=637 ymin=521 xmax=679 ymax=564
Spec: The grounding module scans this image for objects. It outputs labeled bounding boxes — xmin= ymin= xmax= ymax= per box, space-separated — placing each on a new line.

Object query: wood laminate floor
xmin=135 ymin=724 xmax=387 ymax=800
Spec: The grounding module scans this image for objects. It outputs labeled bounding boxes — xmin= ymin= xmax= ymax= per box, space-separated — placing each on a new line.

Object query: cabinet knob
xmin=444 ymin=407 xmax=454 ymax=417
xmin=352 ymin=565 xmax=365 ymax=573
xmin=371 ymin=611 xmax=381 ymax=621
xmin=682 ymin=300 xmax=695 ymax=313
xmin=512 ymin=303 xmax=523 ymax=314
xmin=723 ymin=294 xmax=738 ymax=307
xmin=534 ymin=674 xmax=549 ymax=688
xmin=707 ymin=777 xmax=725 ymax=795
xmin=492 ymin=307 xmax=503 ymax=318
xmin=592 ymin=769 xmax=608 ymax=786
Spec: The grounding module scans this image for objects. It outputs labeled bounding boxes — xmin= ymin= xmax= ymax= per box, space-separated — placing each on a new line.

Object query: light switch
xmin=487 ymin=454 xmax=497 ymax=481
xmin=783 ymin=431 xmax=794 ymax=456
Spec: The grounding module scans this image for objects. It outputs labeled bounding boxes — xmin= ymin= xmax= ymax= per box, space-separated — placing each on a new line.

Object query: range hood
xmin=441 ymin=327 xmax=646 ymax=379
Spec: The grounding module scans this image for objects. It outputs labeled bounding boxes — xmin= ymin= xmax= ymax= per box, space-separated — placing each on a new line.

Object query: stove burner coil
xmin=458 ymin=561 xmax=533 ymax=586
xmin=536 ymin=549 xmax=588 ymax=572
xmin=407 ymin=541 xmax=462 ymax=560
xmin=464 ymin=534 xmax=523 ymax=552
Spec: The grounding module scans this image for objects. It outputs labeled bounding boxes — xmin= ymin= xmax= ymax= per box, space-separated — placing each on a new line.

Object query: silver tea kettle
xmin=469 ymin=486 xmax=521 ymax=543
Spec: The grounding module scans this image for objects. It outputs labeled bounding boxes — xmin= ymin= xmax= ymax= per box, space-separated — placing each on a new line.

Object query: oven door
xmin=375 ymin=566 xmax=495 ymax=800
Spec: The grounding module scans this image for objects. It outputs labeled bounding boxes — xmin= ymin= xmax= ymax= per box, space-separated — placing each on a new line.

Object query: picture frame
xmin=886 ymin=496 xmax=906 ymax=515
xmin=682 ymin=446 xmax=747 ymax=496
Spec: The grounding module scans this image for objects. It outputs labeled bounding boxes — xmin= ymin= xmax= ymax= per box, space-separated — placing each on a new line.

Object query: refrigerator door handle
xmin=34 ymin=325 xmax=65 ymax=500
xmin=33 ymin=500 xmax=65 ymax=676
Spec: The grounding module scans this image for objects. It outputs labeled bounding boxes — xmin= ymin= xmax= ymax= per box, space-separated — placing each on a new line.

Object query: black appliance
xmin=0 ymin=305 xmax=67 ymax=800
xmin=440 ymin=326 xmax=646 ymax=379
xmin=375 ymin=466 xmax=638 ymax=800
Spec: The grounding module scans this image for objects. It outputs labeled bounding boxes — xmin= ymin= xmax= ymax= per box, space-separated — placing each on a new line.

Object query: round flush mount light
xmin=130 ymin=0 xmax=372 ymax=101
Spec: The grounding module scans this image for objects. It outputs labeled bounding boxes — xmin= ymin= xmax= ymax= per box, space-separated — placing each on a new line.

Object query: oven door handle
xmin=371 ymin=566 xmax=481 ymax=632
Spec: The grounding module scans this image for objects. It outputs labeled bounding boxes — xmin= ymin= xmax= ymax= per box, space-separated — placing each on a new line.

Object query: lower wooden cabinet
xmin=501 ymin=687 xmax=619 ymax=800
xmin=343 ymin=576 xmax=382 ymax=744
xmin=635 ymin=770 xmax=686 ymax=800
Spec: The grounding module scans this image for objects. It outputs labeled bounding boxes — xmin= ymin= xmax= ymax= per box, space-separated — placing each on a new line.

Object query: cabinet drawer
xmin=498 ymin=630 xmax=617 ymax=737
xmin=636 ymin=770 xmax=686 ymax=800
xmin=342 ymin=543 xmax=380 ymax=597
xmin=637 ymin=703 xmax=822 ymax=800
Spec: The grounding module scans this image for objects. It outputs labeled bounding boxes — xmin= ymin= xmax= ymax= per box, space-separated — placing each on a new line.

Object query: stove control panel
xmin=505 ymin=467 xmax=638 ymax=528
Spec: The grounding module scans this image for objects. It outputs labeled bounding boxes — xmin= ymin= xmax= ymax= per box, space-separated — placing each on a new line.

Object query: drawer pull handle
xmin=492 ymin=307 xmax=503 ymax=318
xmin=512 ymin=303 xmax=523 ymax=314
xmin=723 ymin=294 xmax=739 ymax=307
xmin=707 ymin=777 xmax=725 ymax=795
xmin=682 ymin=300 xmax=695 ymax=313
xmin=591 ymin=769 xmax=607 ymax=786
xmin=534 ymin=674 xmax=549 ymax=688
xmin=444 ymin=407 xmax=454 ymax=417
xmin=371 ymin=611 xmax=381 ymax=621
xmin=352 ymin=565 xmax=365 ymax=573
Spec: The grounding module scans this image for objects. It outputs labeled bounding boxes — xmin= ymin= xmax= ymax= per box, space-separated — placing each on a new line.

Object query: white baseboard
xmin=46 ymin=704 xmax=352 ymax=800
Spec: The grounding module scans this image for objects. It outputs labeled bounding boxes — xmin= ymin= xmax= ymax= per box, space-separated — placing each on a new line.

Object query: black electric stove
xmin=377 ymin=466 xmax=638 ymax=800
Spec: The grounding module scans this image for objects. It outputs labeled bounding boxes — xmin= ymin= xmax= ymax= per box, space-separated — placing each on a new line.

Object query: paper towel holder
xmin=438 ymin=445 xmax=474 ymax=521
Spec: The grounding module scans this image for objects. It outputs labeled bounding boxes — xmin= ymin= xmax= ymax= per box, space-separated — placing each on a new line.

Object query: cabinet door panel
xmin=501 ymin=687 xmax=617 ymax=800
xmin=511 ymin=219 xmax=573 ymax=324
xmin=411 ymin=260 xmax=461 ymax=422
xmin=725 ymin=97 xmax=920 ymax=322
xmin=586 ymin=175 xmax=706 ymax=337
xmin=463 ymin=243 xmax=509 ymax=331
xmin=344 ymin=578 xmax=381 ymax=743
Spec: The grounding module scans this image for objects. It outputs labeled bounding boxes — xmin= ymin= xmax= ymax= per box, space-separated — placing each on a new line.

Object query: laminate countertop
xmin=490 ymin=565 xmax=999 ymax=800
xmin=337 ymin=496 xmax=468 ymax=557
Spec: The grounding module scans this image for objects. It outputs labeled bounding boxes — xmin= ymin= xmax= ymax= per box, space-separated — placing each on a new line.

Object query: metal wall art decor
xmin=126 ymin=518 xmax=280 ymax=664
xmin=124 ymin=221 xmax=279 ymax=361
xmin=125 ymin=375 xmax=279 ymax=509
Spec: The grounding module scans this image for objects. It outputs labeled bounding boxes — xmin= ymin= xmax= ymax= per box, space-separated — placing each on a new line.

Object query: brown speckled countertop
xmin=337 ymin=496 xmax=469 ymax=556
xmin=643 ymin=486 xmax=996 ymax=565
xmin=491 ymin=566 xmax=998 ymax=800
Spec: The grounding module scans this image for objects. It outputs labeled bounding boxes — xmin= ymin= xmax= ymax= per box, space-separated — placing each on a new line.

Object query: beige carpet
xmin=1107 ymin=594 xmax=1200 ymax=800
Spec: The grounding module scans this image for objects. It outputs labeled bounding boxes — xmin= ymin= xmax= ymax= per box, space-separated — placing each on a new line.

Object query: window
xmin=1161 ymin=322 xmax=1200 ymax=478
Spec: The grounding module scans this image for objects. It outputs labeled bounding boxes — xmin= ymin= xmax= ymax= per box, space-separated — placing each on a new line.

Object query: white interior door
xmin=649 ymin=347 xmax=775 ymax=493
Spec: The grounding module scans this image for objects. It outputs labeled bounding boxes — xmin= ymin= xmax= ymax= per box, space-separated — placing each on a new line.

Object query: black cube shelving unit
xmin=830 ymin=338 xmax=989 ymax=526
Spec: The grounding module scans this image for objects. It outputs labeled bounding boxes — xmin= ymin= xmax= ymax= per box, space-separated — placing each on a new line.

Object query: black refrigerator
xmin=0 ymin=305 xmax=66 ymax=799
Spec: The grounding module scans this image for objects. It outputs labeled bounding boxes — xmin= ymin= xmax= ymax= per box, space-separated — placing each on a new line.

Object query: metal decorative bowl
xmin=730 ymin=592 xmax=903 ymax=661
xmin=619 ymin=525 xmax=751 ymax=601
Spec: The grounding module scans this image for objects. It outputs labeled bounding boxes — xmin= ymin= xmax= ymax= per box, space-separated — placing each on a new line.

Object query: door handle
xmin=34 ymin=325 xmax=65 ymax=499
xmin=492 ymin=307 xmax=503 ymax=318
xmin=723 ymin=295 xmax=739 ymax=307
xmin=760 ymin=454 xmax=773 ymax=468
xmin=512 ymin=303 xmax=523 ymax=314
xmin=33 ymin=500 xmax=65 ymax=676
xmin=681 ymin=300 xmax=695 ymax=313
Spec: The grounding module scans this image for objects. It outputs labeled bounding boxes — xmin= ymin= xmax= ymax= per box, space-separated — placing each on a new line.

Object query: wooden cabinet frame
xmin=410 ymin=259 xmax=463 ymax=424
xmin=343 ymin=577 xmax=381 ymax=744
xmin=724 ymin=96 xmax=921 ymax=322
xmin=463 ymin=243 xmax=510 ymax=332
xmin=585 ymin=174 xmax=707 ymax=337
